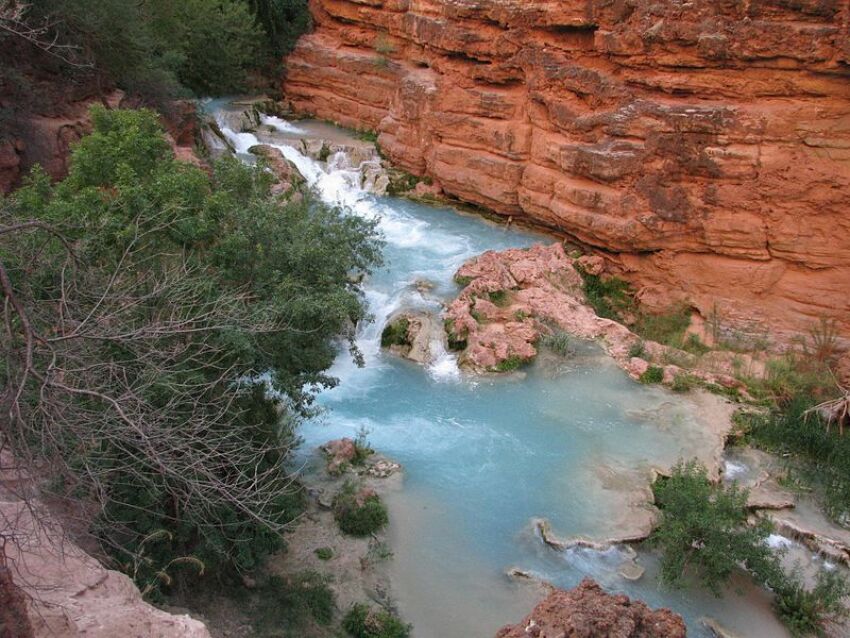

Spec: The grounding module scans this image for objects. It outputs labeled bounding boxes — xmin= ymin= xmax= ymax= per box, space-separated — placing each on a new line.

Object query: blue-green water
xmin=212 ymin=103 xmax=788 ymax=637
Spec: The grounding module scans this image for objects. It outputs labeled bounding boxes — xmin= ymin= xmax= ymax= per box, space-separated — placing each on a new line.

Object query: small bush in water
xmin=540 ymin=331 xmax=574 ymax=357
xmin=494 ymin=355 xmax=528 ymax=372
xmin=343 ymin=603 xmax=410 ymax=638
xmin=652 ymin=460 xmax=849 ymax=634
xmin=333 ymin=483 xmax=388 ymax=537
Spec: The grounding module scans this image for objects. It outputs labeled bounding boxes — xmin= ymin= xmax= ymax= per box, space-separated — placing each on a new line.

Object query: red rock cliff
xmin=284 ymin=0 xmax=850 ymax=342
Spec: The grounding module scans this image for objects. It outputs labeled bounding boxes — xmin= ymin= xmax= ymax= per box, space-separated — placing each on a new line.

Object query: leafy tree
xmin=245 ymin=0 xmax=311 ymax=58
xmin=651 ymin=460 xmax=849 ymax=635
xmin=147 ymin=0 xmax=262 ymax=95
xmin=651 ymin=459 xmax=778 ymax=594
xmin=0 ymin=107 xmax=382 ymax=592
xmin=19 ymin=0 xmax=281 ymax=99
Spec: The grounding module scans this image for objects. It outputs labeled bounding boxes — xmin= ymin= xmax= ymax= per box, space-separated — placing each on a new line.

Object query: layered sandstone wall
xmin=284 ymin=0 xmax=850 ymax=343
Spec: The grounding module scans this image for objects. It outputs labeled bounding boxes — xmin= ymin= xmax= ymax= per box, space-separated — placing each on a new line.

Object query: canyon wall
xmin=284 ymin=0 xmax=850 ymax=343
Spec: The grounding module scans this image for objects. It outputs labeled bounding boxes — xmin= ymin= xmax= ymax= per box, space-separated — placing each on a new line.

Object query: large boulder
xmin=495 ymin=578 xmax=686 ymax=638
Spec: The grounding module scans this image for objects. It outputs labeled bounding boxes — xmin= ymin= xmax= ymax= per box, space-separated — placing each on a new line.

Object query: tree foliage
xmin=0 ymin=107 xmax=382 ymax=592
xmin=651 ymin=460 xmax=848 ymax=635
xmin=246 ymin=0 xmax=311 ymax=58
xmin=5 ymin=0 xmax=311 ymax=99
xmin=651 ymin=459 xmax=778 ymax=595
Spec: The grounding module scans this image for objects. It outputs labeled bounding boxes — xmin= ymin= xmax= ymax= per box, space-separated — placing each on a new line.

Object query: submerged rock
xmin=495 ymin=578 xmax=686 ymax=638
xmin=533 ymin=518 xmax=651 ymax=552
xmin=701 ymin=617 xmax=745 ymax=638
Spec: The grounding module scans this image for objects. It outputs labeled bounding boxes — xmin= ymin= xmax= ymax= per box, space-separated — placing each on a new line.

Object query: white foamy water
xmin=724 ymin=460 xmax=748 ymax=479
xmin=260 ymin=114 xmax=306 ymax=135
xmin=766 ymin=534 xmax=795 ymax=550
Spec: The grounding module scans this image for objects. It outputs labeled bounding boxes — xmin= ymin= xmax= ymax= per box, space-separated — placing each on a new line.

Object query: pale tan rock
xmin=576 ymin=255 xmax=605 ymax=276
xmin=0 ymin=500 xmax=211 ymax=638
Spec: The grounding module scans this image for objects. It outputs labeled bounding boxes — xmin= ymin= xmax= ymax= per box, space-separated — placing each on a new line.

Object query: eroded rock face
xmin=284 ymin=0 xmax=850 ymax=343
xmin=0 ymin=500 xmax=211 ymax=638
xmin=495 ymin=578 xmax=686 ymax=638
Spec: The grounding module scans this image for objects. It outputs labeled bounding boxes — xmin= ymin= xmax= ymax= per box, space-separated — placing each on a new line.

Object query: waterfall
xmin=214 ymin=113 xmax=463 ymax=385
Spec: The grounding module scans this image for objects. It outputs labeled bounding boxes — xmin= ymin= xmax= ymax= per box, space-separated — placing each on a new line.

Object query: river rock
xmin=576 ymin=255 xmax=606 ymax=277
xmin=495 ymin=578 xmax=686 ymax=638
xmin=365 ymin=459 xmax=401 ymax=479
xmin=617 ymin=558 xmax=646 ymax=582
xmin=321 ymin=438 xmax=357 ymax=475
xmin=381 ymin=311 xmax=446 ymax=365
xmin=444 ymin=242 xmax=769 ymax=395
xmin=0 ymin=501 xmax=211 ymax=638
xmin=249 ymin=144 xmax=306 ymax=196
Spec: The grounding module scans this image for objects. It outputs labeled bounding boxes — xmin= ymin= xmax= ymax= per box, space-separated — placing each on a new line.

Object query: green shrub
xmin=246 ymin=0 xmax=311 ymax=58
xmin=357 ymin=129 xmax=380 ymax=144
xmin=634 ymin=305 xmax=692 ymax=348
xmin=742 ymin=393 xmax=850 ymax=521
xmin=252 ymin=572 xmax=336 ymax=632
xmin=333 ymin=483 xmax=388 ymax=537
xmin=3 ymin=107 xmax=382 ymax=595
xmin=381 ymin=318 xmax=410 ymax=348
xmin=640 ymin=366 xmax=664 ymax=384
xmin=444 ymin=320 xmax=467 ymax=352
xmin=651 ymin=460 xmax=778 ymax=595
xmin=745 ymin=355 xmax=833 ymax=404
xmin=343 ymin=604 xmax=410 ymax=638
xmin=374 ymin=35 xmax=396 ymax=56
xmin=651 ymin=460 xmax=849 ymax=634
xmin=577 ymin=268 xmax=635 ymax=322
xmin=772 ymin=569 xmax=849 ymax=637
xmin=628 ymin=340 xmax=646 ymax=359
xmin=488 ymin=290 xmax=509 ymax=307
xmin=540 ymin=331 xmax=574 ymax=357
xmin=314 ymin=547 xmax=333 ymax=561
xmin=671 ymin=373 xmax=697 ymax=393
xmin=352 ymin=427 xmax=374 ymax=465
xmin=682 ymin=333 xmax=711 ymax=356
xmin=494 ymin=355 xmax=528 ymax=373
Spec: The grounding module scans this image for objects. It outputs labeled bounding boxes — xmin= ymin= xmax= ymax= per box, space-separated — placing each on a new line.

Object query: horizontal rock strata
xmin=284 ymin=0 xmax=850 ymax=343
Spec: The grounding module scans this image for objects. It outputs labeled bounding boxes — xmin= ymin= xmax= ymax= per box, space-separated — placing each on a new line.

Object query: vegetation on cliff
xmin=0 ymin=0 xmax=310 ymax=104
xmin=0 ymin=107 xmax=382 ymax=594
